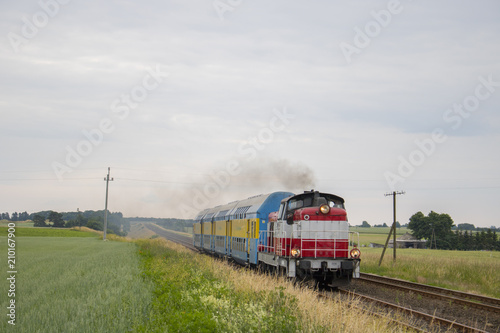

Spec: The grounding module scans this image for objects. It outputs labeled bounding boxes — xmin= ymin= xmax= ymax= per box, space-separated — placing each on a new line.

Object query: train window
xmin=288 ymin=199 xmax=303 ymax=210
xmin=278 ymin=203 xmax=285 ymax=219
xmin=328 ymin=200 xmax=344 ymax=209
xmin=317 ymin=197 xmax=327 ymax=206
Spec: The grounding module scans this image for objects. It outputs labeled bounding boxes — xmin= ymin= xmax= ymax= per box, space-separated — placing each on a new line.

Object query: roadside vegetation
xmin=134 ymin=238 xmax=413 ymax=333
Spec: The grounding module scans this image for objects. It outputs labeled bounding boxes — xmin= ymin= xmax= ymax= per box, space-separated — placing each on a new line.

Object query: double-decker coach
xmin=193 ymin=192 xmax=293 ymax=264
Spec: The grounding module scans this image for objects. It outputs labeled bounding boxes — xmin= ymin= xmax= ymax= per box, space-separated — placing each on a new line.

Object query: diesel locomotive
xmin=193 ymin=190 xmax=361 ymax=287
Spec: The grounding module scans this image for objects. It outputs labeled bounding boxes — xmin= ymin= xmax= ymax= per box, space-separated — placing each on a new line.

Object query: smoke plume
xmin=156 ymin=157 xmax=316 ymax=219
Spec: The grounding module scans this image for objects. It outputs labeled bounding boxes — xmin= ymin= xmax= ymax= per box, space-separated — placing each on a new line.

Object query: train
xmin=193 ymin=190 xmax=361 ymax=287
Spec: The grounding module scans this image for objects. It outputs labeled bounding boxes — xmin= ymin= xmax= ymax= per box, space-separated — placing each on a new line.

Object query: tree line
xmin=31 ymin=210 xmax=130 ymax=236
xmin=1 ymin=212 xmax=30 ymax=221
xmin=408 ymin=211 xmax=499 ymax=251
xmin=359 ymin=221 xmax=403 ymax=228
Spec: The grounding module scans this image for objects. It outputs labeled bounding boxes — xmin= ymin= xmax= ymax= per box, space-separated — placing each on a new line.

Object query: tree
xmin=408 ymin=211 xmax=455 ymax=249
xmin=408 ymin=211 xmax=428 ymax=240
xmin=457 ymin=223 xmax=475 ymax=230
xmin=87 ymin=217 xmax=103 ymax=231
xmin=19 ymin=211 xmax=29 ymax=221
xmin=48 ymin=211 xmax=65 ymax=228
xmin=76 ymin=211 xmax=84 ymax=229
xmin=33 ymin=214 xmax=46 ymax=227
xmin=361 ymin=221 xmax=370 ymax=228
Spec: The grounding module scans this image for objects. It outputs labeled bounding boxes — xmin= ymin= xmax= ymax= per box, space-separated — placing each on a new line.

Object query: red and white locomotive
xmin=194 ymin=190 xmax=360 ymax=287
xmin=258 ymin=190 xmax=360 ymax=287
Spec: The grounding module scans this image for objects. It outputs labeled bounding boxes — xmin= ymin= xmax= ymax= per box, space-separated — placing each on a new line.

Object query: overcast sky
xmin=1 ymin=0 xmax=499 ymax=228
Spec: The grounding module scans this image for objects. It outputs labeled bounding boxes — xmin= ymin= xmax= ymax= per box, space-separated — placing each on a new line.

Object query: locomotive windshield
xmin=286 ymin=191 xmax=345 ymax=212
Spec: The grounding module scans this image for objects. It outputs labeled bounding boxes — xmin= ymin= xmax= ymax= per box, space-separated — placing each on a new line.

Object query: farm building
xmin=389 ymin=232 xmax=427 ymax=249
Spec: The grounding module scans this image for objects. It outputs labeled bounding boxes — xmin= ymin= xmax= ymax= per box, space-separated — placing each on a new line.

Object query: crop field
xmin=0 ymin=226 xmax=97 ymax=238
xmin=0 ymin=235 xmax=154 ymax=332
xmin=348 ymin=227 xmax=500 ymax=298
xmin=0 ymin=220 xmax=34 ymax=228
xmin=360 ymin=247 xmax=500 ymax=298
xmin=350 ymin=227 xmax=409 ymax=247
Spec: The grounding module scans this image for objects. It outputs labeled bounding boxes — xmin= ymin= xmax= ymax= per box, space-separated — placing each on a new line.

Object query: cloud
xmin=0 ymin=1 xmax=499 ymax=227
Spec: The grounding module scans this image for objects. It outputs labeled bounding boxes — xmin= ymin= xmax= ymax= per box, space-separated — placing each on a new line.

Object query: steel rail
xmin=318 ymin=291 xmax=430 ymax=333
xmin=339 ymin=289 xmax=490 ymax=333
xmin=360 ymin=273 xmax=500 ymax=313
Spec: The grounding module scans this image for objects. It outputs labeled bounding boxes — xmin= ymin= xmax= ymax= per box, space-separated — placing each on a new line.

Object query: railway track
xmin=336 ymin=289 xmax=490 ymax=333
xmin=144 ymin=223 xmax=196 ymax=250
xmin=359 ymin=273 xmax=500 ymax=315
xmin=344 ymin=273 xmax=500 ymax=332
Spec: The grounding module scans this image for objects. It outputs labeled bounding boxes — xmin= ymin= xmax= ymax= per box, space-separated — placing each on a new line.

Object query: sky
xmin=1 ymin=0 xmax=499 ymax=228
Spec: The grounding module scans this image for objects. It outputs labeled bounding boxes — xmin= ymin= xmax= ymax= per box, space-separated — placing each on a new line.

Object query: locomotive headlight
xmin=291 ymin=247 xmax=301 ymax=258
xmin=319 ymin=204 xmax=330 ymax=214
xmin=350 ymin=248 xmax=361 ymax=259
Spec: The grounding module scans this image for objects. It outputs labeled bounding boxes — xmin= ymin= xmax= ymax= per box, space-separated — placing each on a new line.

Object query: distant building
xmin=388 ymin=232 xmax=426 ymax=249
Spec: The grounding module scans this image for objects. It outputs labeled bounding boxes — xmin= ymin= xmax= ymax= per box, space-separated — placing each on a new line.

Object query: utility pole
xmin=430 ymin=227 xmax=437 ymax=249
xmin=103 ymin=167 xmax=113 ymax=241
xmin=378 ymin=191 xmax=405 ymax=266
xmin=77 ymin=208 xmax=81 ymax=230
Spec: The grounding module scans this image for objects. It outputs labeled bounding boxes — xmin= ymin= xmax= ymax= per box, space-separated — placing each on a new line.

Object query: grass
xmin=0 ymin=220 xmax=34 ymax=228
xmin=0 ymin=226 xmax=98 ymax=237
xmin=350 ymin=226 xmax=410 ymax=235
xmin=0 ymin=237 xmax=154 ymax=332
xmin=360 ymin=247 xmax=500 ymax=298
xmin=134 ymin=238 xmax=414 ymax=333
xmin=350 ymin=227 xmax=409 ymax=247
xmin=2 ymin=220 xmax=497 ymax=331
xmin=350 ymin=227 xmax=500 ymax=298
xmin=134 ymin=238 xmax=300 ymax=332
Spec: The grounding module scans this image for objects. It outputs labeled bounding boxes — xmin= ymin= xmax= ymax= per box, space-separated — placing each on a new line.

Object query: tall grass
xmin=361 ymin=247 xmax=500 ymax=298
xmin=135 ymin=238 xmax=414 ymax=333
xmin=0 ymin=237 xmax=154 ymax=332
